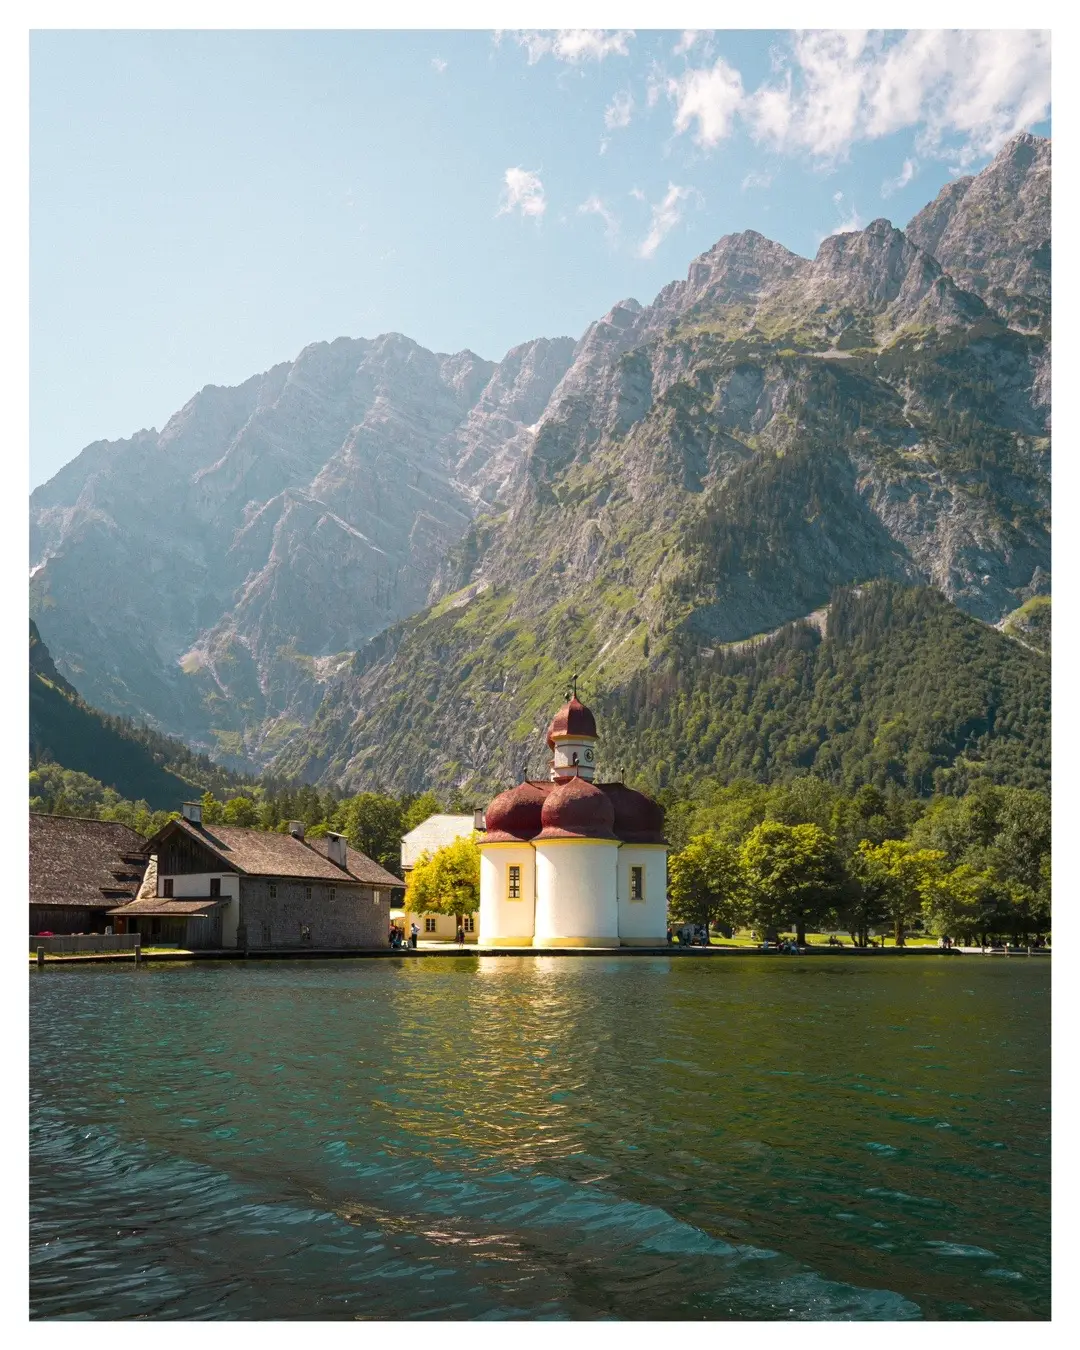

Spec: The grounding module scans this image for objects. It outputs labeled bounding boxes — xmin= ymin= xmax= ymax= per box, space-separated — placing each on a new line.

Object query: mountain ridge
xmin=31 ymin=133 xmax=1051 ymax=793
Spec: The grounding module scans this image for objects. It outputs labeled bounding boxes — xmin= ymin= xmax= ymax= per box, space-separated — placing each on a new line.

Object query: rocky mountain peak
xmin=906 ymin=132 xmax=1049 ymax=320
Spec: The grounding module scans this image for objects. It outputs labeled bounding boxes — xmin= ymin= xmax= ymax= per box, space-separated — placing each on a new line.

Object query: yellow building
xmin=397 ymin=812 xmax=481 ymax=942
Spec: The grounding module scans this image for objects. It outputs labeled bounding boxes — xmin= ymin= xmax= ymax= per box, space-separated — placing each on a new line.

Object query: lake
xmin=29 ymin=955 xmax=1049 ymax=1320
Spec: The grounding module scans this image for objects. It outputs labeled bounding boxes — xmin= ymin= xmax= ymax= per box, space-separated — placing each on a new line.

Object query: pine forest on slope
xmin=30 ymin=134 xmax=1050 ymax=800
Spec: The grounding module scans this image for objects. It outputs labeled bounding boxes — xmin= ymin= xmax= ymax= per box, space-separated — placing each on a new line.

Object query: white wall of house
xmin=394 ymin=909 xmax=478 ymax=941
xmin=158 ymin=869 xmax=239 ymax=948
xmin=400 ymin=815 xmax=476 ymax=871
xmin=534 ymin=840 xmax=620 ymax=947
xmin=478 ymin=842 xmax=536 ymax=946
xmin=616 ymin=844 xmax=668 ymax=945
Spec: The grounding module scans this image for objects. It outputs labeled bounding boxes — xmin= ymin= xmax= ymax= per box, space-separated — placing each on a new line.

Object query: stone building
xmin=30 ymin=813 xmax=148 ymax=935
xmin=109 ymin=803 xmax=404 ymax=950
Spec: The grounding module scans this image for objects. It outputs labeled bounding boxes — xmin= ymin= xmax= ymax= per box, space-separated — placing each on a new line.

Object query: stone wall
xmin=238 ymin=879 xmax=387 ymax=949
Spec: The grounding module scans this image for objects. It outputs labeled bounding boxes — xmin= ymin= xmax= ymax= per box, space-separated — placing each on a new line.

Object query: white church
xmin=478 ymin=693 xmax=668 ymax=947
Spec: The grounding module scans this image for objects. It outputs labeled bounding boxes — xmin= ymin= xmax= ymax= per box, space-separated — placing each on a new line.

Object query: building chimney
xmin=326 ymin=831 xmax=347 ymax=867
xmin=182 ymin=802 xmax=203 ymax=825
xmin=473 ymin=808 xmax=486 ymax=832
xmin=288 ymin=820 xmax=305 ymax=841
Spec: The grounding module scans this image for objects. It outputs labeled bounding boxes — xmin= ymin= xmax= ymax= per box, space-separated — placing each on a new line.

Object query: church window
xmin=305 ymin=886 xmax=312 ymax=900
xmin=328 ymin=887 xmax=336 ymax=902
xmin=508 ymin=865 xmax=521 ymax=900
xmin=269 ymin=883 xmax=277 ymax=898
xmin=630 ymin=866 xmax=644 ymax=902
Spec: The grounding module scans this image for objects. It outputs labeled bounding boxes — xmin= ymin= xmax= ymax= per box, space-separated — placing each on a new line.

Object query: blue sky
xmin=30 ymin=28 xmax=1051 ymax=488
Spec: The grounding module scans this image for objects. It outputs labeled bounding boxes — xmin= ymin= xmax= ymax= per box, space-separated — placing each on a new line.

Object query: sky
xmin=29 ymin=27 xmax=1051 ymax=489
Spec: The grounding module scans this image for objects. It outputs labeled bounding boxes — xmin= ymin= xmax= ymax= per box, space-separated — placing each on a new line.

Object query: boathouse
xmin=109 ymin=803 xmax=404 ymax=950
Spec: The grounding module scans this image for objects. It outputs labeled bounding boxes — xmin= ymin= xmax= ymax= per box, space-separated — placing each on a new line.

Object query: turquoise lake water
xmin=29 ymin=955 xmax=1049 ymax=1320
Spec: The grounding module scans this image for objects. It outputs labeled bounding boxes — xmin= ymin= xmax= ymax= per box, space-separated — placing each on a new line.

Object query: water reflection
xmin=30 ymin=957 xmax=1049 ymax=1320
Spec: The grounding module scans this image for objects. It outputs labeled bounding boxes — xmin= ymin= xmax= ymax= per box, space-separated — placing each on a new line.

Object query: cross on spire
xmin=566 ymin=672 xmax=579 ymax=701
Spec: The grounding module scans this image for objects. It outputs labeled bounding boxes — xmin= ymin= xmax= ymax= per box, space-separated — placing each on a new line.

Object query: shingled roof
xmin=107 ymin=896 xmax=228 ymax=918
xmin=149 ymin=818 xmax=404 ymax=886
xmin=306 ymin=837 xmax=404 ymax=888
xmin=30 ymin=814 xmax=148 ymax=909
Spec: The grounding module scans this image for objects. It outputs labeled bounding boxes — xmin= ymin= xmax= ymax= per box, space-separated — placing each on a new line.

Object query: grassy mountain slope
xmin=274 ymin=583 xmax=1048 ymax=798
xmin=30 ymin=620 xmax=253 ymax=810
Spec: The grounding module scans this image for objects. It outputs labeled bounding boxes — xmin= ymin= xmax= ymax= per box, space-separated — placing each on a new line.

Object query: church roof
xmin=536 ymin=776 xmax=617 ymax=842
xmin=545 ymin=696 xmax=598 ymax=749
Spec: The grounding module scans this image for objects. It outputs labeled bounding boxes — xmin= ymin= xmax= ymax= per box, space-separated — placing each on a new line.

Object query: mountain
xmin=29 ymin=620 xmax=252 ymax=810
xmin=906 ymin=132 xmax=1050 ymax=331
xmin=30 ymin=334 xmax=575 ymax=761
xmin=31 ymin=133 xmax=1050 ymax=796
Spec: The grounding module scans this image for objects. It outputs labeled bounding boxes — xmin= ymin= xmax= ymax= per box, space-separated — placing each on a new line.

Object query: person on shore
xmin=410 ymin=922 xmax=419 ymax=949
xmin=666 ymin=926 xmax=673 ymax=945
xmin=456 ymin=923 xmax=465 ymax=946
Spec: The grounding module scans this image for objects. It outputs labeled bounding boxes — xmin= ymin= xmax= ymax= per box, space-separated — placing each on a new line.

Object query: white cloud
xmin=828 ymin=193 xmax=865 ymax=236
xmin=512 ymin=30 xmax=634 ymax=64
xmin=579 ymin=195 xmax=620 ymax=240
xmin=881 ymin=157 xmax=917 ymax=197
xmin=430 ymin=57 xmax=448 ymax=74
xmin=498 ymin=168 xmax=546 ymax=220
xmin=638 ymin=183 xmax=695 ymax=259
xmin=673 ymin=31 xmax=700 ymax=56
xmin=745 ymin=29 xmax=1049 ymax=164
xmin=667 ymin=57 xmax=745 ymax=148
xmin=741 ymin=170 xmax=773 ymax=191
xmin=629 ymin=186 xmax=646 ymax=202
xmin=604 ymin=90 xmax=634 ymax=131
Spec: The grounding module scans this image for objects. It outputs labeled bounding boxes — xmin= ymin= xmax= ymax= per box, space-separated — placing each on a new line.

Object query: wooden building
xmin=30 ymin=814 xmax=148 ymax=934
xmin=109 ymin=803 xmax=404 ymax=950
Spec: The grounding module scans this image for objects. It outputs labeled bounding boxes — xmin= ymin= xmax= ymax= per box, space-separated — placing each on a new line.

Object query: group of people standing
xmin=387 ymin=921 xmax=469 ymax=948
xmin=389 ymin=922 xmax=419 ymax=949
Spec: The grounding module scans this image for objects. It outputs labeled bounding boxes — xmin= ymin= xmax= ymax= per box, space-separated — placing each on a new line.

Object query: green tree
xmin=221 ymin=794 xmax=258 ymax=827
xmin=668 ymin=834 xmax=747 ymax=935
xmin=740 ymin=821 xmax=849 ymax=943
xmin=402 ymin=791 xmax=442 ymax=834
xmin=856 ymin=839 xmax=946 ymax=945
xmin=200 ymin=791 xmax=224 ymax=825
xmin=335 ymin=792 xmax=405 ymax=872
xmin=405 ymin=834 xmax=480 ymax=926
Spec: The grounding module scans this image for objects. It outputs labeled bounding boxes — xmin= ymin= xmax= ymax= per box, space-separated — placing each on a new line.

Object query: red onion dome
xmin=545 ymin=696 xmax=598 ymax=750
xmin=600 ymin=782 xmax=667 ymax=845
xmin=536 ymin=776 xmax=617 ymax=841
xmin=482 ymin=781 xmax=550 ymax=843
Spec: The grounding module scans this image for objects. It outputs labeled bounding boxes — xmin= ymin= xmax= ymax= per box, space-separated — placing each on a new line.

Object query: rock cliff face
xmin=31 ymin=133 xmax=1050 ymax=788
xmin=906 ymin=132 xmax=1050 ymax=328
xmin=30 ymin=333 xmax=574 ymax=760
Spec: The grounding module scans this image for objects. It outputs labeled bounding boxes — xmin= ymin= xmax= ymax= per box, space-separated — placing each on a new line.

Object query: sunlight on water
xmin=30 ymin=956 xmax=1049 ymax=1320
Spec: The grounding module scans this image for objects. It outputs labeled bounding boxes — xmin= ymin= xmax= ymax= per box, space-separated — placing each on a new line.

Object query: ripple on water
xmin=29 ymin=958 xmax=1049 ymax=1320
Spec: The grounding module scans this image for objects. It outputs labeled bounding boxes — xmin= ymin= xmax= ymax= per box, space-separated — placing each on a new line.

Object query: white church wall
xmin=534 ymin=840 xmax=619 ymax=947
xmin=478 ymin=843 xmax=536 ymax=946
xmin=616 ymin=844 xmax=669 ymax=945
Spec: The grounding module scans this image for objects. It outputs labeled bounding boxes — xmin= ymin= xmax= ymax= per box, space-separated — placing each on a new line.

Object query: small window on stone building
xmin=630 ymin=866 xmax=644 ymax=902
xmin=508 ymin=865 xmax=521 ymax=900
xmin=464 ymin=915 xmax=475 ymax=933
xmin=162 ymin=878 xmax=173 ymax=898
xmin=269 ymin=883 xmax=277 ymax=899
xmin=372 ymin=889 xmax=381 ymax=904
xmin=329 ymin=887 xmax=336 ymax=902
xmin=425 ymin=916 xmax=437 ymax=933
xmin=210 ymin=878 xmax=220 ymax=897
xmin=305 ymin=886 xmax=312 ymax=900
